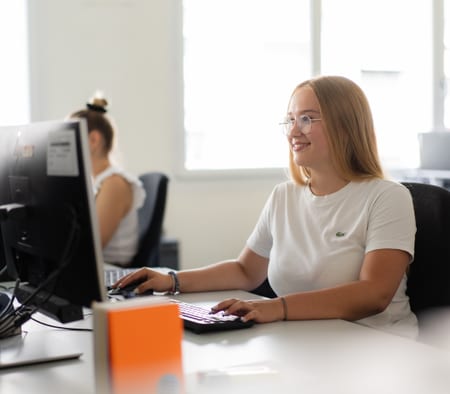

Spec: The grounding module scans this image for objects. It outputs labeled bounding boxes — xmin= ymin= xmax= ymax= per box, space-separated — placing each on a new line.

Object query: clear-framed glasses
xmin=279 ymin=114 xmax=322 ymax=136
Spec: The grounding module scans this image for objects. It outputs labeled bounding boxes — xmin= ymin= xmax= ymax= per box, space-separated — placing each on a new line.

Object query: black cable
xmin=0 ymin=279 xmax=34 ymax=337
xmin=14 ymin=205 xmax=80 ymax=312
xmin=30 ymin=316 xmax=92 ymax=332
xmin=0 ymin=279 xmax=19 ymax=320
xmin=0 ymin=314 xmax=16 ymax=336
xmin=0 ymin=205 xmax=81 ymax=337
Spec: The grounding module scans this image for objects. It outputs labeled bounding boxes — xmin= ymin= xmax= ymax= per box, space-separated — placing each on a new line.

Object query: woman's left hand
xmin=211 ymin=298 xmax=284 ymax=323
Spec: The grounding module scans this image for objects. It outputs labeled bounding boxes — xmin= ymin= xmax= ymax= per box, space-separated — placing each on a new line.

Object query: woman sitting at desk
xmin=113 ymin=75 xmax=418 ymax=339
xmin=69 ymin=93 xmax=146 ymax=266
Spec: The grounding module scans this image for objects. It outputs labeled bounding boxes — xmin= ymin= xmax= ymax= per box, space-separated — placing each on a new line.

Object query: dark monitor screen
xmin=0 ymin=119 xmax=106 ymax=323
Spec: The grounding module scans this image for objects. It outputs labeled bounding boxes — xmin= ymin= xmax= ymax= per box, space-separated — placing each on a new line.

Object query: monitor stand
xmin=16 ymin=284 xmax=83 ymax=323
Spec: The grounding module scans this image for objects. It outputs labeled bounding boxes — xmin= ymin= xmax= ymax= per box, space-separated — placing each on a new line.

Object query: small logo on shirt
xmin=335 ymin=231 xmax=346 ymax=237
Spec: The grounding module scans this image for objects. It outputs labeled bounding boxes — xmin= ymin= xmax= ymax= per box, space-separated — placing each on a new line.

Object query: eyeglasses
xmin=279 ymin=114 xmax=322 ymax=136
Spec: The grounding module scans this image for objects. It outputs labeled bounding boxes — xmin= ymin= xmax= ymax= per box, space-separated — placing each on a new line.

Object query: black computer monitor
xmin=0 ymin=119 xmax=106 ymax=323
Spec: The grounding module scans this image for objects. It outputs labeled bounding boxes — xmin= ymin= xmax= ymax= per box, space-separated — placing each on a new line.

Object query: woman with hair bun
xmin=69 ymin=92 xmax=146 ymax=266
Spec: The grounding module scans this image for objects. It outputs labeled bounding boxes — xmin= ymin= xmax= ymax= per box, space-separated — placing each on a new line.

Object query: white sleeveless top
xmin=93 ymin=166 xmax=146 ymax=266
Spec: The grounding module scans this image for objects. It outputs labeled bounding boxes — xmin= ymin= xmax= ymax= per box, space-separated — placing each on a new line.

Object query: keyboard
xmin=104 ymin=269 xmax=255 ymax=333
xmin=104 ymin=268 xmax=138 ymax=289
xmin=170 ymin=299 xmax=254 ymax=334
xmin=104 ymin=267 xmax=171 ymax=289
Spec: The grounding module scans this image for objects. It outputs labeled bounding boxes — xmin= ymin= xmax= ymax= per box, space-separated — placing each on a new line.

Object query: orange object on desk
xmin=93 ymin=297 xmax=184 ymax=394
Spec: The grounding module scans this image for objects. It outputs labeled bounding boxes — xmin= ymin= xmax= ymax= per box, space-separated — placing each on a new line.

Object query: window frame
xmin=178 ymin=0 xmax=445 ymax=178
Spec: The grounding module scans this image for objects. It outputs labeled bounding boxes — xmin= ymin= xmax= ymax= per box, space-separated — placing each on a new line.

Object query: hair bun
xmin=87 ymin=91 xmax=108 ymax=113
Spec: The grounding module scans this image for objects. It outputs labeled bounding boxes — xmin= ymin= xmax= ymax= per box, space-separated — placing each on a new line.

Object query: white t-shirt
xmin=247 ymin=179 xmax=418 ymax=339
xmin=93 ymin=166 xmax=146 ymax=265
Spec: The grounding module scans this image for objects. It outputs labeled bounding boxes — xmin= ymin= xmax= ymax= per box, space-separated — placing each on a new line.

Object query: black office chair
xmin=401 ymin=182 xmax=450 ymax=323
xmin=251 ymin=278 xmax=277 ymax=298
xmin=129 ymin=172 xmax=169 ymax=268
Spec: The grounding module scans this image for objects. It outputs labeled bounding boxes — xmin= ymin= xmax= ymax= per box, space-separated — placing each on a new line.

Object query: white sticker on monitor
xmin=47 ymin=130 xmax=79 ymax=176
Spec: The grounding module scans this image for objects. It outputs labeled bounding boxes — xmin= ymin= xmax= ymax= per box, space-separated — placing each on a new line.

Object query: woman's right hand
xmin=111 ymin=267 xmax=173 ymax=294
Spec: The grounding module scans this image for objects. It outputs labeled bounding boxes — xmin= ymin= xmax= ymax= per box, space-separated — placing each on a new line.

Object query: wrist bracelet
xmin=168 ymin=271 xmax=180 ymax=295
xmin=280 ymin=297 xmax=288 ymax=321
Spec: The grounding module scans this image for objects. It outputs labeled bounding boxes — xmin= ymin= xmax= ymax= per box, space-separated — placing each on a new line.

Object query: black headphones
xmin=0 ymin=290 xmax=32 ymax=338
xmin=0 ymin=292 xmax=13 ymax=316
xmin=0 ymin=292 xmax=17 ymax=338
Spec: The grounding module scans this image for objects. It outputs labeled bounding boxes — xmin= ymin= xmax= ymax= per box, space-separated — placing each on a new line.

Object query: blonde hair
xmin=288 ymin=75 xmax=384 ymax=185
xmin=69 ymin=92 xmax=115 ymax=154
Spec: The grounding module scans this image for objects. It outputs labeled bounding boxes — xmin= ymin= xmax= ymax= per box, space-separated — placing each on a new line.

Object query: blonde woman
xmin=114 ymin=76 xmax=417 ymax=338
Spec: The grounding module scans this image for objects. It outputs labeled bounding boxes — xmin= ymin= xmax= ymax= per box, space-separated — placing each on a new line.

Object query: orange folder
xmin=93 ymin=298 xmax=184 ymax=394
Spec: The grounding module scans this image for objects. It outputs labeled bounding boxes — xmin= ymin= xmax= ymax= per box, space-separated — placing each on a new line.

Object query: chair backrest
xmin=402 ymin=182 xmax=450 ymax=318
xmin=130 ymin=172 xmax=169 ymax=267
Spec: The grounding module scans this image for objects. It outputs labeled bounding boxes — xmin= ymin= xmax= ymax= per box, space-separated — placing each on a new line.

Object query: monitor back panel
xmin=419 ymin=132 xmax=450 ymax=170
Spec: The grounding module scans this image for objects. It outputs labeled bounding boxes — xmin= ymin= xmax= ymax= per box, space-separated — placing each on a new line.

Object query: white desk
xmin=1 ymin=290 xmax=450 ymax=394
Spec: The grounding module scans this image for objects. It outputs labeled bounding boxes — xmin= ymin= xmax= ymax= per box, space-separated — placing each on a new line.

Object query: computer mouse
xmin=107 ymin=280 xmax=153 ymax=298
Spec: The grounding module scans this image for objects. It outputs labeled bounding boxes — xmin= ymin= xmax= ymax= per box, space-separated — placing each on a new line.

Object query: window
xmin=182 ymin=0 xmax=311 ymax=171
xmin=444 ymin=1 xmax=450 ymax=128
xmin=182 ymin=0 xmax=442 ymax=173
xmin=0 ymin=0 xmax=29 ymax=125
xmin=321 ymin=0 xmax=432 ymax=169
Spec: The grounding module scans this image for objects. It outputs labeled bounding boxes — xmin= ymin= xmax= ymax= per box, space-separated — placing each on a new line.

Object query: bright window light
xmin=183 ymin=0 xmax=433 ymax=172
xmin=321 ymin=0 xmax=432 ymax=169
xmin=0 ymin=0 xmax=29 ymax=126
xmin=183 ymin=0 xmax=311 ymax=170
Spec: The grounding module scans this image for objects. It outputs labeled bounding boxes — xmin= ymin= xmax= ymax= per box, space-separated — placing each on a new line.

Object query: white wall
xmin=27 ymin=0 xmax=285 ymax=269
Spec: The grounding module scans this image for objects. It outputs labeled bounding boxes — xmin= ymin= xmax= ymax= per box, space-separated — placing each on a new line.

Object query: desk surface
xmin=1 ymin=290 xmax=450 ymax=394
